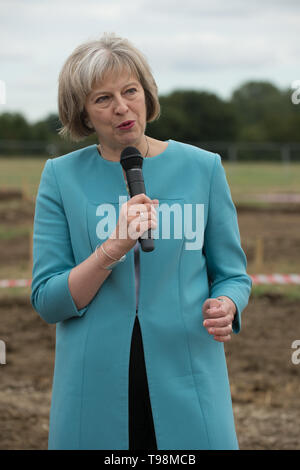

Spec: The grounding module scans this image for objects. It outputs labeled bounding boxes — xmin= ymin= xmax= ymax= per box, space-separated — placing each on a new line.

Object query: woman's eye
xmin=96 ymin=96 xmax=109 ymax=104
xmin=126 ymin=88 xmax=137 ymax=95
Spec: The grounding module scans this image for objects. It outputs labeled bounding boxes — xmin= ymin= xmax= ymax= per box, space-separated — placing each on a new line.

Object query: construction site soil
xmin=0 ymin=200 xmax=299 ymax=449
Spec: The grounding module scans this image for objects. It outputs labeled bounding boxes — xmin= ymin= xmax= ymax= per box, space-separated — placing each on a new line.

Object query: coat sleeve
xmin=30 ymin=158 xmax=88 ymax=324
xmin=203 ymin=153 xmax=252 ymax=334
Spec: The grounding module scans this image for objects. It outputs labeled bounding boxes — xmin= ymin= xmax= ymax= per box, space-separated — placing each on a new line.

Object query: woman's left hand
xmin=202 ymin=297 xmax=237 ymax=342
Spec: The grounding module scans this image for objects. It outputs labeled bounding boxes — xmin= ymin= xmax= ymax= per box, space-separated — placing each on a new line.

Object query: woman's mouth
xmin=117 ymin=120 xmax=135 ymax=130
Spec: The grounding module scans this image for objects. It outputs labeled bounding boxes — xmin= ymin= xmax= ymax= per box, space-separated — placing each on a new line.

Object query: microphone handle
xmin=126 ymin=168 xmax=155 ymax=252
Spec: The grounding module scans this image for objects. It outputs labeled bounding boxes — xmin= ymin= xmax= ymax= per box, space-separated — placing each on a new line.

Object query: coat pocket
xmin=85 ymin=197 xmax=128 ymax=253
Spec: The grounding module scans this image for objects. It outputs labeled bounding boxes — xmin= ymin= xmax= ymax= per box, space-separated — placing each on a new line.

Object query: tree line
xmin=0 ymin=80 xmax=299 ymax=159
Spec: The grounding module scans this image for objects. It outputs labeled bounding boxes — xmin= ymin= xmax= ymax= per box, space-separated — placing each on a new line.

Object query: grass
xmin=0 ymin=262 xmax=31 ymax=280
xmin=0 ymin=287 xmax=31 ymax=301
xmin=251 ymin=284 xmax=300 ymax=301
xmin=223 ymin=162 xmax=300 ymax=200
xmin=0 ymin=157 xmax=47 ymax=198
xmin=0 ymin=157 xmax=300 ymax=200
xmin=0 ymin=225 xmax=31 ymax=240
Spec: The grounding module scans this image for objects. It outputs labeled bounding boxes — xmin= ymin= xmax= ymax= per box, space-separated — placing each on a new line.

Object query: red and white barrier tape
xmin=0 ymin=275 xmax=300 ymax=288
xmin=0 ymin=279 xmax=31 ymax=288
xmin=250 ymin=274 xmax=300 ymax=285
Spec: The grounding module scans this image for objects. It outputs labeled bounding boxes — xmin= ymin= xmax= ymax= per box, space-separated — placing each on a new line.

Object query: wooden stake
xmin=254 ymin=237 xmax=264 ymax=272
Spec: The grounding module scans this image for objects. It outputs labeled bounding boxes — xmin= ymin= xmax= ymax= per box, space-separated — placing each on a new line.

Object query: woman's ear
xmin=82 ymin=110 xmax=94 ymax=130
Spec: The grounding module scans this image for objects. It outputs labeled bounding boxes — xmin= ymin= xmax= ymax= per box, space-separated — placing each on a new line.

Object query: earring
xmin=85 ymin=119 xmax=94 ymax=130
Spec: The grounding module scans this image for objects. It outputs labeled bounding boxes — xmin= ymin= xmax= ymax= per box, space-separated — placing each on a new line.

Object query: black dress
xmin=128 ymin=245 xmax=157 ymax=451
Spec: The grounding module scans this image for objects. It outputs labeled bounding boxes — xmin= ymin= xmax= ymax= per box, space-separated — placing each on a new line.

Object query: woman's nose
xmin=114 ymin=96 xmax=128 ymax=114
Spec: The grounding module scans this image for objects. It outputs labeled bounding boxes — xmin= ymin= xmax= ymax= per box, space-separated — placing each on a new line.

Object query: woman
xmin=30 ymin=33 xmax=252 ymax=450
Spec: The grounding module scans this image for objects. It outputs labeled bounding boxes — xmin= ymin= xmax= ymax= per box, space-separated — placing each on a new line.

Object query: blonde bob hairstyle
xmin=58 ymin=33 xmax=160 ymax=141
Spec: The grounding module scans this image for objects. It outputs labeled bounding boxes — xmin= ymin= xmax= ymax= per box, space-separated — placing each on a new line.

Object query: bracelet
xmin=99 ymin=243 xmax=120 ymax=261
xmin=95 ymin=243 xmax=126 ymax=270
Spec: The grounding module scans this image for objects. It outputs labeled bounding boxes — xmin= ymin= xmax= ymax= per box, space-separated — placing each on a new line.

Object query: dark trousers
xmin=128 ymin=314 xmax=157 ymax=450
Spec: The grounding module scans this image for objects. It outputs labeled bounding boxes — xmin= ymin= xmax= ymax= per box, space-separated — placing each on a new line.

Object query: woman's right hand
xmin=103 ymin=194 xmax=159 ymax=259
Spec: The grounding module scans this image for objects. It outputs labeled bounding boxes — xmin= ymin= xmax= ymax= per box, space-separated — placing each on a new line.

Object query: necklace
xmin=144 ymin=135 xmax=149 ymax=158
xmin=98 ymin=136 xmax=150 ymax=194
xmin=98 ymin=135 xmax=150 ymax=161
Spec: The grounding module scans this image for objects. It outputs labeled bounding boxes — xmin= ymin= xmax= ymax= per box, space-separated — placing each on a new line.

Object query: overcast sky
xmin=0 ymin=0 xmax=299 ymax=122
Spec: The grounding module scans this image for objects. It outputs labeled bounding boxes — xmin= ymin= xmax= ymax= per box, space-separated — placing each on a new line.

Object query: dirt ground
xmin=0 ymin=201 xmax=300 ymax=450
xmin=0 ymin=293 xmax=299 ymax=450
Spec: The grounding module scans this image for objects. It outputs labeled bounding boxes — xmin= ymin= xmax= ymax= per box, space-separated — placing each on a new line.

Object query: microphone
xmin=120 ymin=146 xmax=155 ymax=252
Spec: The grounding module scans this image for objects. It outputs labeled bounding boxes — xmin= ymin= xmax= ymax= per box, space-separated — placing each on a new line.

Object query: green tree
xmin=148 ymin=90 xmax=237 ymax=142
xmin=0 ymin=112 xmax=32 ymax=140
xmin=231 ymin=81 xmax=295 ymax=142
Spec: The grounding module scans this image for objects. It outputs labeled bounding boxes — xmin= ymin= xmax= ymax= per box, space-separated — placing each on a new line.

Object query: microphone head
xmin=120 ymin=146 xmax=144 ymax=171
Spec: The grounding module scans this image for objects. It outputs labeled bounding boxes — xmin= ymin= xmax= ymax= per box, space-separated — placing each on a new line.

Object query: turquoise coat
xmin=30 ymin=139 xmax=252 ymax=450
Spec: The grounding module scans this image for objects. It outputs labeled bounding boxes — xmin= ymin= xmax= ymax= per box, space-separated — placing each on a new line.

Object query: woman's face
xmin=85 ymin=70 xmax=147 ymax=154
